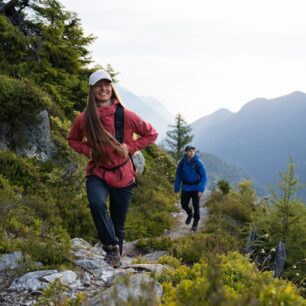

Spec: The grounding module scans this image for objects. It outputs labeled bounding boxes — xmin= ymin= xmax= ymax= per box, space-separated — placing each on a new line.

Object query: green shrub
xmin=36 ymin=278 xmax=86 ymax=306
xmin=249 ymin=160 xmax=306 ymax=293
xmin=136 ymin=237 xmax=173 ymax=253
xmin=170 ymin=232 xmax=239 ymax=263
xmin=125 ymin=145 xmax=177 ymax=241
xmin=158 ymin=252 xmax=306 ymax=305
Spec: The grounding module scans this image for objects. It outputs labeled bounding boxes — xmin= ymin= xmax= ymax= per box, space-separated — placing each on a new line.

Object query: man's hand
xmin=198 ymin=192 xmax=203 ymax=197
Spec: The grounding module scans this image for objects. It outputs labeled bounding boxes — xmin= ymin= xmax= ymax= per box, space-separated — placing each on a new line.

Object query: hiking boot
xmin=185 ymin=214 xmax=192 ymax=225
xmin=103 ymin=245 xmax=121 ymax=268
xmin=191 ymin=220 xmax=199 ymax=231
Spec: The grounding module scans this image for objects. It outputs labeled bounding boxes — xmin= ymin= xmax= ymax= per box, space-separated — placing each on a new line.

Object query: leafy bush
xmin=125 ymin=145 xmax=177 ymax=241
xmin=249 ymin=160 xmax=306 ymax=294
xmin=36 ymin=278 xmax=86 ymax=306
xmin=158 ymin=252 xmax=306 ymax=305
xmin=0 ymin=176 xmax=70 ymax=264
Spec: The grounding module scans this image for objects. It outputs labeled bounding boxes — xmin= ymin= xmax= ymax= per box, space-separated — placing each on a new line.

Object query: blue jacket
xmin=174 ymin=154 xmax=207 ymax=193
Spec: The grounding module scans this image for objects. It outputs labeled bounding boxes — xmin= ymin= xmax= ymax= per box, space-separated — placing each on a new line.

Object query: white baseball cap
xmin=89 ymin=70 xmax=112 ymax=86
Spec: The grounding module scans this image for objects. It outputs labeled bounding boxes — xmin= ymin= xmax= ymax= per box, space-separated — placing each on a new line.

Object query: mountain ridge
xmin=191 ymin=91 xmax=306 ymax=197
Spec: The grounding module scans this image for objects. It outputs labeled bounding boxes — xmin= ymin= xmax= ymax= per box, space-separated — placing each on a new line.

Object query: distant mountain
xmin=192 ymin=108 xmax=233 ymax=132
xmin=192 ymin=91 xmax=306 ymax=197
xmin=139 ymin=96 xmax=174 ymax=126
xmin=115 ymin=86 xmax=174 ymax=142
xmin=200 ymin=152 xmax=249 ymax=190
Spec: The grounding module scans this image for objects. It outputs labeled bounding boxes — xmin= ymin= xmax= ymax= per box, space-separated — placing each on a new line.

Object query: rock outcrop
xmin=0 ymin=238 xmax=165 ymax=305
xmin=0 ymin=110 xmax=56 ymax=161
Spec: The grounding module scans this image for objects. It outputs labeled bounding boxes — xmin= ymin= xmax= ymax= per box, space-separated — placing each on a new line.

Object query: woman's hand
xmin=119 ymin=143 xmax=129 ymax=157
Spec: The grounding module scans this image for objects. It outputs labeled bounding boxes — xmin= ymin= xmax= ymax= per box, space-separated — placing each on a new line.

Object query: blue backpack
xmin=178 ymin=158 xmax=201 ymax=185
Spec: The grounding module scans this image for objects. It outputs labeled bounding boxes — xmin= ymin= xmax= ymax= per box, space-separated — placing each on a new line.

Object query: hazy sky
xmin=60 ymin=0 xmax=306 ymax=123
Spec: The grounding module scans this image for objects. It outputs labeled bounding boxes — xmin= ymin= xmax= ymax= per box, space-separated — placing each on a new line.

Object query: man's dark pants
xmin=86 ymin=175 xmax=134 ymax=255
xmin=181 ymin=191 xmax=200 ymax=222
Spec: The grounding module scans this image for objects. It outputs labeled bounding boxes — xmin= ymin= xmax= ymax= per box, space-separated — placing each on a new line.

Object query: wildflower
xmin=264 ymin=233 xmax=269 ymax=238
xmin=293 ymin=265 xmax=296 ymax=269
xmin=261 ymin=249 xmax=265 ymax=254
xmin=296 ymin=273 xmax=300 ymax=276
xmin=271 ymin=248 xmax=276 ymax=252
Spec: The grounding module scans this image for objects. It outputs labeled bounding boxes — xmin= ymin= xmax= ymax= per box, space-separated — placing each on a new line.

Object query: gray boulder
xmin=0 ymin=110 xmax=56 ymax=161
xmin=88 ymin=273 xmax=163 ymax=306
xmin=8 ymin=270 xmax=57 ymax=291
xmin=15 ymin=110 xmax=56 ymax=161
xmin=0 ymin=252 xmax=23 ymax=271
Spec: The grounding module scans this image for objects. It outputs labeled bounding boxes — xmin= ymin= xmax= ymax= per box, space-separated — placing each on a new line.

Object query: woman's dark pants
xmin=86 ymin=175 xmax=134 ymax=255
xmin=181 ymin=191 xmax=200 ymax=222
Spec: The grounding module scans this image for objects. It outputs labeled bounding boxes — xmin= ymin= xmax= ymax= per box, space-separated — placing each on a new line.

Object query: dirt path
xmin=163 ymin=193 xmax=209 ymax=239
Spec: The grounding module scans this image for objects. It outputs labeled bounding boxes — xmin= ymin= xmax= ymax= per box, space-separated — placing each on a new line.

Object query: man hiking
xmin=174 ymin=145 xmax=207 ymax=231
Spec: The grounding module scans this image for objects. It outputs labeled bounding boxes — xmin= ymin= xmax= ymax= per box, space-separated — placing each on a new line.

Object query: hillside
xmin=0 ymin=0 xmax=177 ymax=265
xmin=192 ymin=91 xmax=306 ymax=197
xmin=201 ymin=152 xmax=248 ymax=190
xmin=1 ymin=1 xmax=305 ymax=304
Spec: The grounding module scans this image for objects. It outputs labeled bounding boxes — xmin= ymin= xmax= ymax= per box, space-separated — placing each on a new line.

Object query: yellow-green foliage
xmin=203 ymin=180 xmax=257 ymax=254
xmin=249 ymin=161 xmax=306 ymax=294
xmin=158 ymin=252 xmax=306 ymax=305
xmin=0 ymin=141 xmax=178 ymax=264
xmin=35 ymin=278 xmax=86 ymax=306
xmin=0 ymin=151 xmax=40 ymax=192
xmin=136 ymin=237 xmax=173 ymax=253
xmin=0 ymin=174 xmax=71 ymax=265
xmin=125 ymin=145 xmax=177 ymax=240
xmin=170 ymin=232 xmax=239 ymax=263
xmin=206 ymin=181 xmax=256 ymax=226
xmin=0 ymin=74 xmax=52 ymax=128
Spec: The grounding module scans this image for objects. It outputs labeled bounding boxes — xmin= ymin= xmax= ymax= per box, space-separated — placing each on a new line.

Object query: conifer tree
xmin=0 ymin=0 xmax=95 ymax=115
xmin=166 ymin=113 xmax=193 ymax=160
xmin=273 ymin=158 xmax=302 ymax=242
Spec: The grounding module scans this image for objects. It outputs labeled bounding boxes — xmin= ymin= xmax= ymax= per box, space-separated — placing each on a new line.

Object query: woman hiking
xmin=68 ymin=70 xmax=158 ymax=267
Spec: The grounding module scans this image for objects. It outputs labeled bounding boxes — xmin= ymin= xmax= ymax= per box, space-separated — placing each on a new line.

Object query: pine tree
xmin=273 ymin=158 xmax=302 ymax=242
xmin=28 ymin=0 xmax=95 ymax=114
xmin=0 ymin=0 xmax=95 ymax=115
xmin=166 ymin=113 xmax=193 ymax=160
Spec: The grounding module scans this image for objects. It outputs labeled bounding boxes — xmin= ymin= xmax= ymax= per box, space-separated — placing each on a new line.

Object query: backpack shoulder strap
xmin=194 ymin=159 xmax=201 ymax=177
xmin=178 ymin=158 xmax=184 ymax=172
xmin=114 ymin=103 xmax=124 ymax=144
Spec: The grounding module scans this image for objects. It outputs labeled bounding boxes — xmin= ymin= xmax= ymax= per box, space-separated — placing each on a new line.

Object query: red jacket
xmin=67 ymin=100 xmax=158 ymax=188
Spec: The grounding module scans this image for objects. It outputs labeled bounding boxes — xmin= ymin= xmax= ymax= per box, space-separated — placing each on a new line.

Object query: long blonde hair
xmin=84 ymin=86 xmax=125 ymax=161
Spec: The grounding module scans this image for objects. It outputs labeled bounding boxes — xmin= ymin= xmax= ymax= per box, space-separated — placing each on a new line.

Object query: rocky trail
xmin=0 ymin=196 xmax=208 ymax=306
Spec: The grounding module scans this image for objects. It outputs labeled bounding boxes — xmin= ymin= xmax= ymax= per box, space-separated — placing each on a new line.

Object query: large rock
xmin=0 ymin=123 xmax=11 ymax=150
xmin=8 ymin=270 xmax=57 ymax=291
xmin=0 ymin=252 xmax=23 ymax=271
xmin=8 ymin=270 xmax=81 ymax=292
xmin=42 ymin=270 xmax=78 ymax=286
xmin=70 ymin=238 xmax=92 ymax=251
xmin=0 ymin=110 xmax=56 ymax=161
xmin=15 ymin=110 xmax=56 ymax=161
xmin=88 ymin=273 xmax=163 ymax=306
